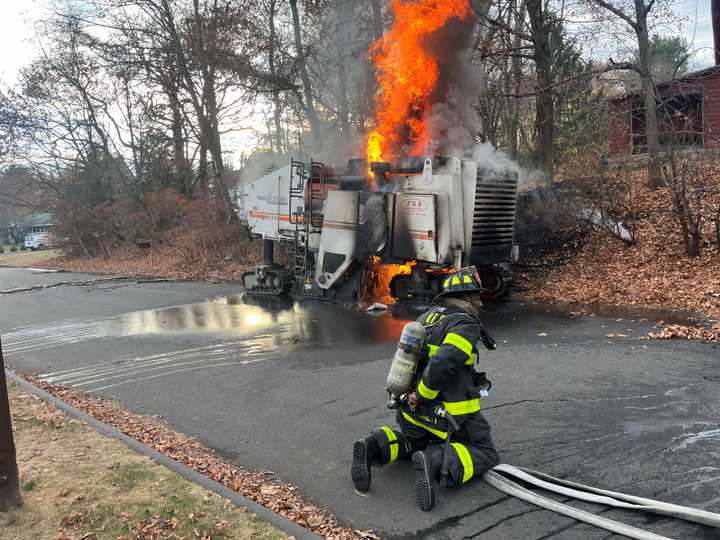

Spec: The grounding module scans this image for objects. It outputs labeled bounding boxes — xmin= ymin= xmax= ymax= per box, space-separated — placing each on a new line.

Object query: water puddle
xmin=3 ymin=294 xmax=416 ymax=356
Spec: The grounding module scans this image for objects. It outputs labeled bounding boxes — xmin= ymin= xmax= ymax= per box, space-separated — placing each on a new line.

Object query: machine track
xmin=241 ymin=266 xmax=293 ymax=296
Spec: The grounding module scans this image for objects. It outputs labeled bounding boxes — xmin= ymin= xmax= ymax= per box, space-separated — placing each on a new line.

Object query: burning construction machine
xmin=239 ymin=156 xmax=518 ymax=302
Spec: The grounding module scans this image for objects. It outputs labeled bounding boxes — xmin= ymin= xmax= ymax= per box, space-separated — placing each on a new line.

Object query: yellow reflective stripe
xmin=417 ymin=379 xmax=439 ymax=400
xmin=427 ymin=343 xmax=440 ymax=357
xmin=381 ymin=426 xmax=399 ymax=462
xmin=465 ymin=353 xmax=477 ymax=366
xmin=401 ymin=411 xmax=447 ymax=439
xmin=443 ymin=277 xmax=451 ymax=288
xmin=451 ymin=443 xmax=474 ymax=483
xmin=441 ymin=398 xmax=481 ymax=416
xmin=444 ymin=333 xmax=474 ymax=358
xmin=463 ymin=275 xmax=472 ymax=284
xmin=451 ymin=275 xmax=461 ymax=286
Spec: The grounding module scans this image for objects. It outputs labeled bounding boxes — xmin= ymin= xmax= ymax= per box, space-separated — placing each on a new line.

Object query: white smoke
xmin=472 ymin=143 xmax=520 ymax=176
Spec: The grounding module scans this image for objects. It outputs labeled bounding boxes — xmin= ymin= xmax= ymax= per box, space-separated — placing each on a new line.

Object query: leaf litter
xmin=22 ymin=375 xmax=378 ymax=540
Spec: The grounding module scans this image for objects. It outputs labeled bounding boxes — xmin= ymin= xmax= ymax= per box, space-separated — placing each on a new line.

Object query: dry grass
xmin=1 ymin=382 xmax=288 ymax=540
xmin=24 ymin=376 xmax=375 ymax=540
xmin=0 ymin=249 xmax=61 ymax=268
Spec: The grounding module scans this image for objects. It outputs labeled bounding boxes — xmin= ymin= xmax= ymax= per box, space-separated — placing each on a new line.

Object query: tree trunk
xmin=0 ymin=339 xmax=21 ymax=511
xmin=198 ymin=143 xmax=208 ymax=191
xmin=268 ymin=0 xmax=284 ymax=154
xmin=289 ymin=0 xmax=322 ymax=151
xmin=371 ymin=0 xmax=384 ymax=40
xmin=635 ymin=9 xmax=663 ymax=189
xmin=335 ymin=7 xmax=350 ymax=137
xmin=338 ymin=61 xmax=350 ymax=136
xmin=667 ymin=161 xmax=701 ymax=257
xmin=507 ymin=0 xmax=525 ymax=159
xmin=526 ymin=0 xmax=554 ymax=179
xmin=168 ymin=86 xmax=191 ymax=197
xmin=713 ymin=0 xmax=720 ymax=65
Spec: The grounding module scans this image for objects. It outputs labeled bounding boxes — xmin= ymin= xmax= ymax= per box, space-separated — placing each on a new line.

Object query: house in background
xmin=0 ymin=213 xmax=56 ymax=244
xmin=608 ymin=65 xmax=720 ymax=157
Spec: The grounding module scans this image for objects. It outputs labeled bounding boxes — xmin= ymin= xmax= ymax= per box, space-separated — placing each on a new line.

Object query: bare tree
xmin=289 ymin=0 xmax=322 ymax=151
xmin=267 ymin=0 xmax=285 ymax=154
xmin=525 ymin=0 xmax=555 ymax=178
xmin=588 ymin=0 xmax=666 ymax=189
xmin=662 ymin=145 xmax=710 ymax=257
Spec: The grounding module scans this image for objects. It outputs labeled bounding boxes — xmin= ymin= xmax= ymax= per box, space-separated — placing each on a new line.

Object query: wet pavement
xmin=1 ymin=267 xmax=719 ymax=539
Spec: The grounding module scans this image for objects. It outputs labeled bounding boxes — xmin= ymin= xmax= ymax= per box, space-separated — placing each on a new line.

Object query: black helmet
xmin=435 ymin=267 xmax=486 ymax=301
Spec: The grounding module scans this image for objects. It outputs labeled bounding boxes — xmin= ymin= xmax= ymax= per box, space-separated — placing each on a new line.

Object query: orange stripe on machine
xmin=409 ymin=230 xmax=434 ymax=240
xmin=248 ymin=210 xmax=304 ymax=223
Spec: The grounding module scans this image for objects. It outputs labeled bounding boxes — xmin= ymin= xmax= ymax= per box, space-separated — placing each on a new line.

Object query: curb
xmin=6 ymin=370 xmax=322 ymax=540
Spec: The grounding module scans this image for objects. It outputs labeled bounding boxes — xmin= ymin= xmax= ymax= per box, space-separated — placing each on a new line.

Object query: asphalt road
xmin=1 ymin=267 xmax=719 ymax=539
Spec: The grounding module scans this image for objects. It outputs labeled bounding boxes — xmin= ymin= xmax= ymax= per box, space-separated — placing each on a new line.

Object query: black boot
xmin=351 ymin=435 xmax=380 ymax=492
xmin=412 ymin=448 xmax=442 ymax=511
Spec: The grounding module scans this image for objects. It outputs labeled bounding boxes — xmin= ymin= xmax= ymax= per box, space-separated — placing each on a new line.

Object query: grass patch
xmin=21 ymin=479 xmax=37 ymax=492
xmin=0 ymin=248 xmax=61 ymax=267
xmin=3 ymin=383 xmax=289 ymax=540
xmin=108 ymin=461 xmax=152 ymax=491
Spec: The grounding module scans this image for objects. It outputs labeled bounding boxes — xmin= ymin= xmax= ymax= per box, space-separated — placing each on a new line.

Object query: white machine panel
xmin=239 ymin=164 xmax=302 ymax=239
xmin=315 ymin=191 xmax=359 ymax=289
xmin=392 ymin=193 xmax=438 ymax=262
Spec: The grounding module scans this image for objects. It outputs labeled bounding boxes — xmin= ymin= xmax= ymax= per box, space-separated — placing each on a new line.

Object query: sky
xmin=0 ymin=0 xmax=716 ymax=153
xmin=0 ymin=2 xmax=49 ymax=86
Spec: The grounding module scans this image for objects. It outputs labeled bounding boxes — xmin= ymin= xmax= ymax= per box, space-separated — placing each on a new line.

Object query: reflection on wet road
xmin=4 ymin=294 xmax=414 ymax=355
xmin=3 ymin=293 xmax=643 ymax=394
xmin=4 ymin=294 xmax=417 ymax=392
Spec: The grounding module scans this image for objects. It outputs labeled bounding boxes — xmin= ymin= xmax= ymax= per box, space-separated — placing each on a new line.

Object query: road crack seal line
xmin=461 ymin=507 xmax=545 ymax=539
xmin=383 ymin=496 xmax=512 ymax=539
xmin=484 ymin=394 xmax=659 ymax=411
xmin=532 ymin=506 xmax=615 ymax=540
xmin=0 ymin=276 xmax=138 ymax=294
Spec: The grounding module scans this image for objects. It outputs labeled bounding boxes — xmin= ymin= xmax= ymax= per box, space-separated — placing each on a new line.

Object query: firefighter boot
xmin=351 ymin=435 xmax=380 ymax=492
xmin=412 ymin=447 xmax=443 ymax=511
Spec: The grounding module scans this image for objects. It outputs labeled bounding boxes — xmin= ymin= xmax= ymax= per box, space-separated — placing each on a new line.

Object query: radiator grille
xmin=470 ymin=169 xmax=518 ymax=264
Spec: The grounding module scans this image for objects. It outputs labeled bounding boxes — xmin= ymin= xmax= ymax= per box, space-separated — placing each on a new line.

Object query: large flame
xmin=363 ymin=256 xmax=415 ymax=305
xmin=366 ymin=0 xmax=472 ymax=164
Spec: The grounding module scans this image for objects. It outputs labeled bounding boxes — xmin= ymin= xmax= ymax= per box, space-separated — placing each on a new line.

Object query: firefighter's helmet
xmin=435 ymin=267 xmax=486 ymax=301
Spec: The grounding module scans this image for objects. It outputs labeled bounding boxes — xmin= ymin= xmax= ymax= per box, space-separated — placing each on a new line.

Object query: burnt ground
xmin=1 ymin=267 xmax=719 ymax=539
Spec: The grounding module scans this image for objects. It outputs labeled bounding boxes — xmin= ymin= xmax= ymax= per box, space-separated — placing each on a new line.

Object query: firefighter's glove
xmin=406 ymin=392 xmax=420 ymax=411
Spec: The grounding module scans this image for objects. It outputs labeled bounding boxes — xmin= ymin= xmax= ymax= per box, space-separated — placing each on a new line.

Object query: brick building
xmin=608 ymin=65 xmax=720 ymax=157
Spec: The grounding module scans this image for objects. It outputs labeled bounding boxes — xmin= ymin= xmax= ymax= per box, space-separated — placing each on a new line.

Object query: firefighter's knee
xmin=374 ymin=426 xmax=402 ymax=465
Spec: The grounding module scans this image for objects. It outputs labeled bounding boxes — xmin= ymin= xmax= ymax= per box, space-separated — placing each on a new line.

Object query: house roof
xmin=610 ymin=64 xmax=720 ymax=102
xmin=26 ymin=213 xmax=54 ymax=226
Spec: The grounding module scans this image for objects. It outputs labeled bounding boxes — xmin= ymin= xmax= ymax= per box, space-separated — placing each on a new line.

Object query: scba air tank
xmin=386 ymin=321 xmax=426 ymax=397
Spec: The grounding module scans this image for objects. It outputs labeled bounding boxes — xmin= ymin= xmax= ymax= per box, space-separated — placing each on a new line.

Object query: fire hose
xmin=405 ymin=400 xmax=720 ymax=539
xmin=483 ymin=465 xmax=720 ymax=540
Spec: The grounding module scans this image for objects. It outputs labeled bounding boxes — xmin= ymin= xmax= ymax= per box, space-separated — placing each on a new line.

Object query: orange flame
xmin=366 ymin=0 xmax=471 ymax=165
xmin=363 ymin=256 xmax=415 ymax=305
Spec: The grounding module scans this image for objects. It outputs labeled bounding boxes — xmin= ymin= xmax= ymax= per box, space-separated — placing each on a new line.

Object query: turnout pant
xmin=373 ymin=409 xmax=499 ymax=486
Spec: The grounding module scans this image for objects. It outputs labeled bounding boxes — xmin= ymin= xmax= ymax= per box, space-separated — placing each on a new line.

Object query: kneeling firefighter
xmin=351 ymin=267 xmax=499 ymax=510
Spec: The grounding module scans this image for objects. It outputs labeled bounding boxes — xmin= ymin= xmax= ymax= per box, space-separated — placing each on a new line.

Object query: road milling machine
xmin=239 ymin=156 xmax=519 ymax=302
